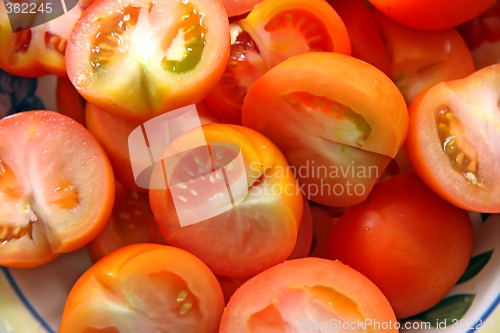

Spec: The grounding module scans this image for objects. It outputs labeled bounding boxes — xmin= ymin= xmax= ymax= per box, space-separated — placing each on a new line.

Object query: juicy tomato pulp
xmin=406 ymin=64 xmax=500 ymax=213
xmin=60 ymin=244 xmax=225 ymax=333
xmin=66 ymin=0 xmax=230 ymax=121
xmin=220 ymin=257 xmax=398 ymax=333
xmin=242 ymin=52 xmax=408 ymax=207
xmin=240 ymin=0 xmax=351 ymax=69
xmin=149 ymin=124 xmax=303 ymax=277
xmin=325 ymin=173 xmax=474 ymax=319
xmin=0 ymin=111 xmax=114 ymax=268
xmin=0 ymin=0 xmax=93 ymax=77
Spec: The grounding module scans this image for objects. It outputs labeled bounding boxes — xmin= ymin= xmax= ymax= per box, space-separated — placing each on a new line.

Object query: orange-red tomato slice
xmin=149 ymin=123 xmax=303 ymax=276
xmin=60 ymin=243 xmax=225 ymax=333
xmin=220 ymin=257 xmax=398 ymax=333
xmin=66 ymin=0 xmax=230 ymax=121
xmin=406 ymin=64 xmax=500 ymax=212
xmin=0 ymin=111 xmax=114 ymax=268
xmin=242 ymin=52 xmax=408 ymax=207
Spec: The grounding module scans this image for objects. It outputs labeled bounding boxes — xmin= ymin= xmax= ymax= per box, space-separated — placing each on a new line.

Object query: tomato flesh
xmin=66 ymin=0 xmax=230 ymax=121
xmin=0 ymin=111 xmax=114 ymax=268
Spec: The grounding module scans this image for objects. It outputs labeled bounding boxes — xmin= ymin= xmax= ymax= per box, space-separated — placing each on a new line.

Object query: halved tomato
xmin=0 ymin=111 xmax=114 ymax=268
xmin=66 ymin=0 xmax=230 ymax=122
xmin=60 ymin=243 xmax=225 ymax=333
xmin=220 ymin=257 xmax=398 ymax=333
xmin=86 ymin=182 xmax=165 ymax=263
xmin=406 ymin=64 xmax=500 ymax=213
xmin=149 ymin=123 xmax=303 ymax=276
xmin=239 ymin=0 xmax=351 ymax=69
xmin=0 ymin=0 xmax=93 ymax=77
xmin=372 ymin=10 xmax=476 ymax=104
xmin=242 ymin=52 xmax=408 ymax=207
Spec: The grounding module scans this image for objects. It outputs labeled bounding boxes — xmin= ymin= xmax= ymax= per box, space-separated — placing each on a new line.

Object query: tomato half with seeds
xmin=242 ymin=52 xmax=408 ymax=207
xmin=204 ymin=23 xmax=268 ymax=124
xmin=149 ymin=123 xmax=303 ymax=276
xmin=60 ymin=243 xmax=225 ymax=333
xmin=0 ymin=111 xmax=114 ymax=268
xmin=0 ymin=0 xmax=92 ymax=77
xmin=406 ymin=64 xmax=500 ymax=213
xmin=66 ymin=0 xmax=230 ymax=122
xmin=239 ymin=0 xmax=351 ymax=69
xmin=219 ymin=257 xmax=397 ymax=333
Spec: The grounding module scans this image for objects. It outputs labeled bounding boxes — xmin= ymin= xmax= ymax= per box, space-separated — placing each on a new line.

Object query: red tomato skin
xmin=368 ymin=0 xmax=496 ymax=31
xmin=325 ymin=173 xmax=474 ymax=319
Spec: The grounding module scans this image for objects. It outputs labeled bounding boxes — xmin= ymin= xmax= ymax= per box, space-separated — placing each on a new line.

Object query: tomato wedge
xmin=60 ymin=243 xmax=225 ymax=333
xmin=221 ymin=0 xmax=263 ymax=17
xmin=0 ymin=0 xmax=93 ymax=77
xmin=239 ymin=0 xmax=351 ymax=69
xmin=56 ymin=77 xmax=86 ymax=126
xmin=220 ymin=257 xmax=398 ymax=333
xmin=66 ymin=0 xmax=230 ymax=121
xmin=406 ymin=64 xmax=500 ymax=213
xmin=149 ymin=123 xmax=303 ymax=276
xmin=0 ymin=111 xmax=114 ymax=268
xmin=242 ymin=52 xmax=408 ymax=207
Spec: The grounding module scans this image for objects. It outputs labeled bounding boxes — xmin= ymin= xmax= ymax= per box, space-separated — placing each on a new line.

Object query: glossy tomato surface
xmin=406 ymin=64 xmax=500 ymax=213
xmin=66 ymin=0 xmax=230 ymax=121
xmin=325 ymin=173 xmax=474 ymax=319
xmin=150 ymin=123 xmax=303 ymax=276
xmin=220 ymin=257 xmax=398 ymax=333
xmin=242 ymin=52 xmax=408 ymax=207
xmin=0 ymin=111 xmax=114 ymax=267
xmin=60 ymin=243 xmax=225 ymax=333
xmin=368 ymin=0 xmax=496 ymax=31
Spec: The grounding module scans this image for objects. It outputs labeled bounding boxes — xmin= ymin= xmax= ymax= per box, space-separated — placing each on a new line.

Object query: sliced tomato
xmin=327 ymin=0 xmax=392 ymax=77
xmin=149 ymin=124 xmax=303 ymax=276
xmin=308 ymin=202 xmax=342 ymax=258
xmin=239 ymin=0 xmax=351 ymax=69
xmin=242 ymin=52 xmax=408 ymax=207
xmin=372 ymin=10 xmax=476 ymax=104
xmin=287 ymin=196 xmax=313 ymax=259
xmin=220 ymin=257 xmax=397 ymax=333
xmin=325 ymin=173 xmax=474 ymax=319
xmin=86 ymin=182 xmax=165 ymax=263
xmin=60 ymin=243 xmax=225 ymax=333
xmin=0 ymin=0 xmax=92 ymax=77
xmin=204 ymin=22 xmax=268 ymax=124
xmin=222 ymin=0 xmax=263 ymax=17
xmin=0 ymin=111 xmax=114 ymax=268
xmin=66 ymin=0 xmax=230 ymax=122
xmin=406 ymin=64 xmax=500 ymax=213
xmin=368 ymin=0 xmax=496 ymax=31
xmin=56 ymin=77 xmax=86 ymax=126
